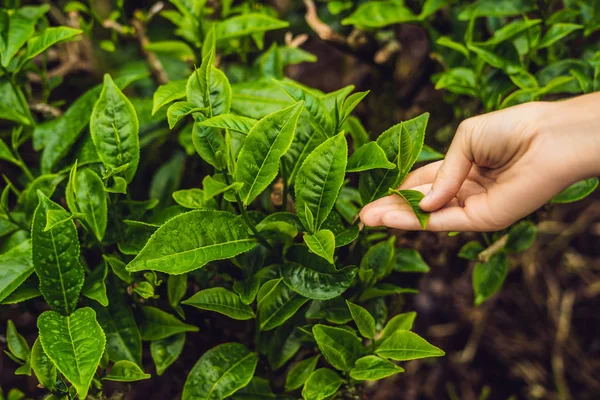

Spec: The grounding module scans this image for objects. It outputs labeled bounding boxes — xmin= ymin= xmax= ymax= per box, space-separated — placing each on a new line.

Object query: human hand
xmin=360 ymin=93 xmax=600 ymax=231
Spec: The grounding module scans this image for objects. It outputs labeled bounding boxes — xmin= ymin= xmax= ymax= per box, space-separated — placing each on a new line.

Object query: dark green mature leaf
xmin=267 ymin=322 xmax=304 ymax=371
xmin=359 ymin=237 xmax=395 ymax=284
xmin=182 ymin=342 xmax=258 ymax=400
xmin=151 ymin=333 xmax=185 ymax=376
xmin=231 ymin=377 xmax=278 ymax=399
xmin=473 ymin=251 xmax=509 ymax=305
xmin=350 ymin=355 xmax=404 ymax=381
xmin=312 ymin=324 xmax=363 ymax=371
xmin=458 ymin=241 xmax=485 ymax=260
xmin=82 ymin=263 xmax=108 ymax=307
xmin=139 ymin=306 xmax=198 ymax=341
xmin=37 ymin=307 xmax=105 ymax=399
xmin=90 ymin=74 xmax=140 ymax=183
xmin=342 ymin=0 xmax=416 ymax=28
xmin=285 ymin=355 xmax=320 ymax=391
xmin=389 ymin=189 xmax=430 ymax=229
xmin=236 ymin=102 xmax=304 ymax=206
xmin=31 ymin=338 xmax=57 ymax=391
xmin=153 ymin=79 xmax=187 ymax=115
xmin=302 ymin=368 xmax=343 ymax=400
xmin=393 ymin=248 xmax=430 ymax=273
xmin=103 ymin=360 xmax=151 ymax=382
xmin=359 ymin=284 xmax=418 ymax=302
xmin=296 ymin=134 xmax=348 ymax=232
xmin=22 ymin=27 xmax=82 ymax=65
xmin=282 ymin=262 xmax=357 ymax=301
xmin=258 ymin=278 xmax=309 ymax=331
xmin=1 ymin=273 xmax=40 ymax=305
xmin=19 ymin=174 xmax=64 ymax=221
xmin=0 ymin=241 xmax=33 ymax=303
xmin=32 ymin=192 xmax=84 ymax=315
xmin=303 ymin=229 xmax=335 ymax=264
xmin=505 ymin=221 xmax=536 ymax=253
xmin=552 ymin=178 xmax=599 ymax=203
xmin=68 ymin=168 xmax=107 ymax=241
xmin=0 ymin=77 xmax=31 ymax=125
xmin=216 ymin=13 xmax=289 ymax=40
xmin=198 ymin=114 xmax=258 ymax=134
xmin=537 ymin=23 xmax=582 ymax=49
xmin=182 ymin=287 xmax=255 ymax=320
xmin=0 ymin=5 xmax=50 ymax=68
xmin=379 ymin=312 xmax=417 ymax=342
xmin=127 ymin=210 xmax=257 ymax=274
xmin=347 ymin=142 xmax=395 ymax=172
xmin=376 ymin=330 xmax=444 ymax=361
xmin=305 ymin=296 xmax=352 ymax=324
xmin=6 ymin=320 xmax=29 ymax=361
xmin=347 ymin=301 xmax=376 ymax=339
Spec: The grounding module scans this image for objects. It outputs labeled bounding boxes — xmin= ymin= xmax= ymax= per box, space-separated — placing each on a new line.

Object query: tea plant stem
xmin=280 ymin=161 xmax=289 ymax=211
xmin=14 ymin=154 xmax=34 ymax=182
xmin=234 ymin=193 xmax=273 ymax=250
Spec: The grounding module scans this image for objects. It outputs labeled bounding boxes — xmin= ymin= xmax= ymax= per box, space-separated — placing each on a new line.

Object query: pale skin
xmin=360 ymin=92 xmax=600 ymax=232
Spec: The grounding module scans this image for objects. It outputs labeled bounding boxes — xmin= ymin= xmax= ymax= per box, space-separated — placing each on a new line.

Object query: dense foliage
xmin=1 ymin=0 xmax=597 ymax=399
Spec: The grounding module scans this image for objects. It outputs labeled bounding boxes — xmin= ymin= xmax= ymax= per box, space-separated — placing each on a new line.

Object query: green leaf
xmin=342 ymin=1 xmax=417 ymax=28
xmin=82 ymin=263 xmax=108 ymax=307
xmin=186 ymin=46 xmax=232 ymax=116
xmin=376 ymin=330 xmax=444 ymax=361
xmin=182 ymin=287 xmax=255 ymax=320
xmin=103 ymin=255 xmax=132 ymax=284
xmin=231 ymin=377 xmax=277 ymax=399
xmin=302 ymin=368 xmax=343 ymax=400
xmin=231 ymin=78 xmax=293 ymax=119
xmin=90 ymin=74 xmax=140 ymax=183
xmin=0 ymin=241 xmax=33 ymax=303
xmin=505 ymin=221 xmax=536 ymax=253
xmin=172 ymin=188 xmax=213 ymax=209
xmin=103 ymin=360 xmax=151 ymax=382
xmin=388 ymin=189 xmax=430 ymax=229
xmin=434 ymin=67 xmax=477 ymax=96
xmin=202 ymin=175 xmax=243 ymax=201
xmin=472 ymin=251 xmax=509 ymax=305
xmin=153 ymin=79 xmax=187 ymax=115
xmin=458 ymin=241 xmax=485 ymax=261
xmin=359 ymin=283 xmax=418 ymax=302
xmin=0 ymin=5 xmax=50 ymax=68
xmin=419 ymin=0 xmax=449 ymax=20
xmin=139 ymin=306 xmax=198 ymax=341
xmin=350 ymin=355 xmax=404 ymax=381
xmin=436 ymin=36 xmax=469 ymax=57
xmin=6 ymin=320 xmax=29 ymax=361
xmin=303 ymin=229 xmax=335 ymax=264
xmin=182 ymin=343 xmax=258 ymax=400
xmin=0 ymin=137 xmax=18 ymax=165
xmin=458 ymin=0 xmax=534 ymax=21
xmin=285 ymin=355 xmax=320 ymax=391
xmin=393 ymin=248 xmax=430 ymax=273
xmin=1 ymin=274 xmax=41 ymax=305
xmin=145 ymin=40 xmax=195 ymax=62
xmin=236 ymin=102 xmax=304 ymax=206
xmin=312 ymin=324 xmax=362 ymax=372
xmin=22 ymin=27 xmax=82 ymax=65
xmin=296 ymin=134 xmax=348 ymax=232
xmin=197 ymin=113 xmax=258 ymax=134
xmin=192 ymin=113 xmax=226 ymax=169
xmin=127 ymin=210 xmax=257 ymax=274
xmin=258 ymin=278 xmax=309 ymax=331
xmin=69 ymin=168 xmax=107 ymax=241
xmin=509 ymin=69 xmax=539 ymax=90
xmin=359 ymin=237 xmax=395 ymax=284
xmin=347 ymin=301 xmax=376 ymax=339
xmin=379 ymin=312 xmax=417 ymax=342
xmin=552 ymin=178 xmax=598 ymax=204
xmin=167 ymin=101 xmax=205 ymax=129
xmin=216 ymin=13 xmax=289 ymax=40
xmin=151 ymin=332 xmax=185 ymax=376
xmin=305 ymin=296 xmax=352 ymax=324
xmin=282 ymin=261 xmax=357 ymax=301
xmin=347 ymin=142 xmax=395 ymax=173
xmin=37 ymin=307 xmax=105 ymax=399
xmin=168 ymin=273 xmax=187 ymax=316
xmin=479 ymin=19 xmax=541 ymax=46
xmin=267 ymin=323 xmax=304 ymax=371
xmin=32 ymin=192 xmax=84 ymax=315
xmin=537 ymin=23 xmax=582 ymax=49
xmin=31 ymin=338 xmax=57 ymax=391
xmin=276 ymin=80 xmax=334 ymax=137
xmin=0 ymin=77 xmax=31 ymax=125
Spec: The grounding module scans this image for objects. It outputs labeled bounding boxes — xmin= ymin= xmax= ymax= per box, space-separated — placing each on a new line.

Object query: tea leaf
xmin=153 ymin=79 xmax=187 ymax=115
xmin=216 ymin=13 xmax=289 ymax=40
xmin=192 ymin=114 xmax=226 ymax=169
xmin=276 ymin=80 xmax=333 ymax=136
xmin=282 ymin=262 xmax=357 ymax=301
xmin=0 ymin=77 xmax=32 ymax=125
xmin=69 ymin=168 xmax=107 ymax=241
xmin=349 ymin=355 xmax=404 ymax=381
xmin=182 ymin=343 xmax=258 ymax=400
xmin=359 ymin=237 xmax=395 ymax=284
xmin=551 ymin=177 xmax=598 ymax=204
xmin=537 ymin=23 xmax=582 ymax=49
xmin=0 ymin=5 xmax=50 ymax=68
xmin=342 ymin=1 xmax=416 ymax=28
xmin=197 ymin=113 xmax=258 ymax=134
xmin=6 ymin=320 xmax=30 ymax=361
xmin=258 ymin=278 xmax=309 ymax=331
xmin=285 ymin=355 xmax=320 ymax=391
xmin=151 ymin=333 xmax=185 ymax=376
xmin=359 ymin=284 xmax=418 ymax=302
xmin=312 ymin=324 xmax=363 ymax=371
xmin=172 ymin=188 xmax=212 ymax=209
xmin=388 ymin=189 xmax=430 ymax=229
xmin=236 ymin=102 xmax=303 ymax=206
xmin=305 ymin=297 xmax=352 ymax=324
xmin=376 ymin=330 xmax=444 ymax=361
xmin=90 ymin=74 xmax=140 ymax=183
xmin=393 ymin=248 xmax=430 ymax=273
xmin=37 ymin=307 xmax=105 ymax=399
xmin=103 ymin=360 xmax=151 ymax=382
xmin=103 ymin=255 xmax=132 ymax=284
xmin=82 ymin=263 xmax=108 ymax=307
xmin=458 ymin=241 xmax=485 ymax=261
xmin=346 ymin=142 xmax=395 ymax=173
xmin=379 ymin=312 xmax=417 ymax=342
xmin=347 ymin=301 xmax=376 ymax=339
xmin=473 ymin=251 xmax=509 ymax=305
xmin=505 ymin=221 xmax=536 ymax=253
xmin=303 ymin=229 xmax=335 ymax=264
xmin=167 ymin=101 xmax=205 ymax=129
xmin=302 ymin=368 xmax=343 ymax=400
xmin=22 ymin=27 xmax=82 ymax=65
xmin=145 ymin=40 xmax=195 ymax=62
xmin=31 ymin=338 xmax=57 ymax=391
xmin=127 ymin=210 xmax=257 ymax=274
xmin=231 ymin=376 xmax=276 ymax=399
xmin=32 ymin=192 xmax=84 ymax=315
xmin=139 ymin=306 xmax=198 ymax=341
xmin=267 ymin=323 xmax=304 ymax=371
xmin=0 ymin=241 xmax=33 ymax=303
xmin=168 ymin=274 xmax=188 ymax=316
xmin=182 ymin=287 xmax=255 ymax=320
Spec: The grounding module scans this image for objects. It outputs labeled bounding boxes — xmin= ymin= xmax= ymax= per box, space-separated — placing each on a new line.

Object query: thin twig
xmin=29 ymin=103 xmax=63 ymax=117
xmin=132 ymin=16 xmax=169 ymax=85
xmin=303 ymin=0 xmax=346 ymax=45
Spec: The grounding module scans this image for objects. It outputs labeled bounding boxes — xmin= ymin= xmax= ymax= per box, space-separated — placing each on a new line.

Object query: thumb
xmin=420 ymin=121 xmax=474 ymax=211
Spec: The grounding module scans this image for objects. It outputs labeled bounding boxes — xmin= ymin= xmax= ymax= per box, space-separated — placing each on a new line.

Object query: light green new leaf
xmin=172 ymin=188 xmax=213 ymax=209
xmin=388 ymin=189 xmax=430 ymax=229
xmin=68 ymin=168 xmax=107 ymax=241
xmin=22 ymin=27 xmax=82 ymax=65
xmin=167 ymin=101 xmax=205 ymax=129
xmin=393 ymin=248 xmax=430 ymax=273
xmin=0 ymin=5 xmax=50 ymax=68
xmin=285 ymin=355 xmax=320 ymax=391
xmin=0 ymin=137 xmax=18 ymax=164
xmin=312 ymin=324 xmax=363 ymax=371
xmin=187 ymin=47 xmax=231 ymax=116
xmin=43 ymin=210 xmax=76 ymax=232
xmin=0 ymin=241 xmax=33 ymax=303
xmin=182 ymin=287 xmax=255 ymax=320
xmin=479 ymin=19 xmax=541 ymax=46
xmin=202 ymin=175 xmax=243 ymax=201
xmin=82 ymin=263 xmax=108 ymax=307
xmin=192 ymin=114 xmax=226 ymax=169
xmin=537 ymin=23 xmax=582 ymax=49
xmin=342 ymin=0 xmax=416 ymax=28
xmin=103 ymin=360 xmax=151 ymax=382
xmin=258 ymin=278 xmax=309 ymax=331
xmin=31 ymin=338 xmax=57 ymax=391
xmin=6 ymin=320 xmax=29 ymax=361
xmin=347 ymin=301 xmax=376 ymax=339
xmin=419 ymin=0 xmax=449 ymax=20
xmin=552 ymin=178 xmax=598 ymax=204
xmin=436 ymin=36 xmax=469 ymax=57
xmin=216 ymin=13 xmax=289 ymax=40
xmin=103 ymin=255 xmax=132 ymax=284
xmin=197 ymin=113 xmax=258 ymax=134
xmin=37 ymin=307 xmax=105 ymax=399
xmin=145 ymin=40 xmax=195 ymax=62
xmin=182 ymin=343 xmax=258 ymax=400
xmin=302 ymin=368 xmax=343 ymax=400
xmin=379 ymin=312 xmax=417 ymax=342
xmin=349 ymin=355 xmax=404 ymax=381
xmin=32 ymin=192 xmax=84 ymax=315
xmin=359 ymin=236 xmax=395 ymax=284
xmin=90 ymin=74 xmax=140 ymax=183
xmin=376 ymin=330 xmax=444 ymax=361
xmin=275 ymin=80 xmax=333 ymax=136
xmin=0 ymin=77 xmax=31 ymax=125
xmin=19 ymin=174 xmax=64 ymax=221
xmin=282 ymin=261 xmax=357 ymax=301
xmin=303 ymin=229 xmax=335 ymax=264
xmin=168 ymin=274 xmax=188 ymax=316
xmin=346 ymin=142 xmax=395 ymax=173
xmin=139 ymin=306 xmax=198 ymax=341
xmin=153 ymin=79 xmax=187 ymax=115
xmin=127 ymin=210 xmax=257 ymax=274
xmin=473 ymin=251 xmax=509 ymax=305
xmin=236 ymin=102 xmax=304 ymax=206
xmin=151 ymin=333 xmax=185 ymax=376
xmin=296 ymin=134 xmax=348 ymax=232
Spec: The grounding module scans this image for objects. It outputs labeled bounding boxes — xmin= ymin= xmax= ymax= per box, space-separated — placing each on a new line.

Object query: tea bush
xmin=0 ymin=1 xmax=597 ymax=399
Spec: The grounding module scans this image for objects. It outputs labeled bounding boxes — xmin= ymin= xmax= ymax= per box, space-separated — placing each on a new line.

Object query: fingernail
xmin=420 ymin=189 xmax=434 ymax=206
